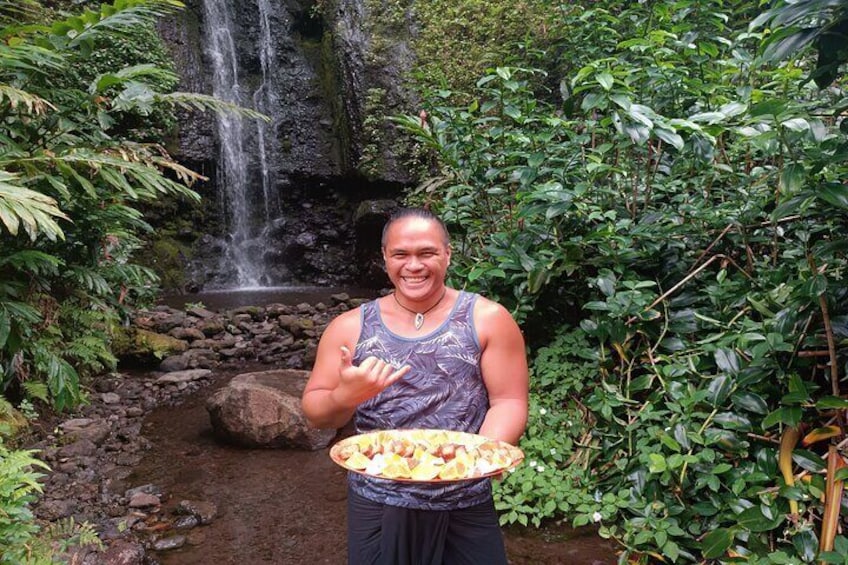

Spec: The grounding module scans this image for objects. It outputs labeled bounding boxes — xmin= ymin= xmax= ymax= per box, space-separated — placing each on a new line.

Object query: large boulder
xmin=206 ymin=370 xmax=335 ymax=450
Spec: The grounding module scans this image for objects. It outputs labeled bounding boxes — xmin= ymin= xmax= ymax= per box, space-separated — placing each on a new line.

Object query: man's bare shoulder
xmin=323 ymin=305 xmax=363 ymax=337
xmin=472 ymin=294 xmax=512 ymax=320
xmin=472 ymin=294 xmax=520 ymax=337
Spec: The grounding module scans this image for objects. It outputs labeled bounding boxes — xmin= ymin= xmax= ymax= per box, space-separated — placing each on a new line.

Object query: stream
xmin=128 ymin=366 xmax=618 ymax=564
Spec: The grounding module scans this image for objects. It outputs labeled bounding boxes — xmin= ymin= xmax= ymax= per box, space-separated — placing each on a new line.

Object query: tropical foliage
xmin=0 ymin=0 xmax=210 ymax=411
xmin=397 ymin=0 xmax=848 ymax=561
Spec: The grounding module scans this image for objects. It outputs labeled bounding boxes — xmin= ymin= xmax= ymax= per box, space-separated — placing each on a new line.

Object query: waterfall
xmin=201 ymin=0 xmax=279 ymax=288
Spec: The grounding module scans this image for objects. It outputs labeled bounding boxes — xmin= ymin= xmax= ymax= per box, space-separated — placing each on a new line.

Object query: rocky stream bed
xmin=24 ymin=294 xmax=616 ymax=564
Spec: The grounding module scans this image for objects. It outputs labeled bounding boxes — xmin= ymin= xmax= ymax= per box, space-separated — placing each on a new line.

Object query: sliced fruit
xmin=345 ymin=451 xmax=371 ymax=470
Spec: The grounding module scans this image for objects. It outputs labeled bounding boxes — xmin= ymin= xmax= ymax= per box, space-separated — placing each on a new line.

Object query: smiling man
xmin=302 ymin=207 xmax=529 ymax=565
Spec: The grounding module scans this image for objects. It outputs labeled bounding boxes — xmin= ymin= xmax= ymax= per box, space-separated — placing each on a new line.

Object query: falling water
xmin=254 ymin=0 xmax=277 ymax=220
xmin=201 ymin=0 xmax=279 ymax=288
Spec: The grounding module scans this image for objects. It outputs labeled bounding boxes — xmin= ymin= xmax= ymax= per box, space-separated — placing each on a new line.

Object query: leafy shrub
xmin=398 ymin=0 xmax=848 ymax=560
xmin=0 ymin=1 xmax=206 ymax=410
xmin=0 ymin=442 xmax=50 ymax=564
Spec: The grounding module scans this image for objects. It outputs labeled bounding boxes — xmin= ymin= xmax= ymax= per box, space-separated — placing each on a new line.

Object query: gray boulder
xmin=206 ymin=370 xmax=335 ymax=450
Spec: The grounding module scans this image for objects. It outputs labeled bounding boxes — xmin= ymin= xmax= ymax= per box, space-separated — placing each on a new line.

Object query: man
xmin=302 ymin=207 xmax=529 ymax=565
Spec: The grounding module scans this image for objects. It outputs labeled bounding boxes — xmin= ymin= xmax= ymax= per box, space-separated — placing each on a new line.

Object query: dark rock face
xmin=156 ymin=0 xmax=417 ymax=291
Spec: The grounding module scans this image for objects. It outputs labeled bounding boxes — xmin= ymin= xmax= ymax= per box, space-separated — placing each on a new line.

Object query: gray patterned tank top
xmin=348 ymin=290 xmax=492 ymax=510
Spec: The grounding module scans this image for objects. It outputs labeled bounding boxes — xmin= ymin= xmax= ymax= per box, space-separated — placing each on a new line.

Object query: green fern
xmin=42 ymin=517 xmax=104 ymax=553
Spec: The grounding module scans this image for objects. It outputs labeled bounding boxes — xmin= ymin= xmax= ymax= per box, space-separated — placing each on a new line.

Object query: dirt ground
xmin=129 ymin=372 xmax=618 ymax=564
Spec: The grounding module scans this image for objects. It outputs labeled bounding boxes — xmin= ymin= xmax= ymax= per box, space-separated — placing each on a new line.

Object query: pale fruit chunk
xmin=438 ymin=457 xmax=470 ymax=480
xmin=410 ymin=453 xmax=444 ymax=481
xmin=381 ymin=454 xmax=412 ymax=479
xmin=345 ymin=451 xmax=371 ymax=470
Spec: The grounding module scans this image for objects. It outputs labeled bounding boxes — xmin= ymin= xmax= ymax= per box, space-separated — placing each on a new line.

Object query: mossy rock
xmin=0 ymin=404 xmax=29 ymax=438
xmin=111 ymin=326 xmax=188 ymax=363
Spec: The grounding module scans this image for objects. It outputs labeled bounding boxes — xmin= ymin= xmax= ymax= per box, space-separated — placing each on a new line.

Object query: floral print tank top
xmin=348 ymin=290 xmax=492 ymax=510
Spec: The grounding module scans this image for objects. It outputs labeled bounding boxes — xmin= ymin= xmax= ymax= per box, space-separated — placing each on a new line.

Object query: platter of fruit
xmin=329 ymin=429 xmax=524 ymax=482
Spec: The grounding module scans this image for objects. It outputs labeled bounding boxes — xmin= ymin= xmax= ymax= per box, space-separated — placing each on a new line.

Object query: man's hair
xmin=381 ymin=207 xmax=450 ymax=248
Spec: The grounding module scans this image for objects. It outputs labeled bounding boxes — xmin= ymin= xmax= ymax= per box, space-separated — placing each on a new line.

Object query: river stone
xmin=152 ymin=535 xmax=186 ymax=551
xmin=177 ymin=499 xmax=218 ymax=525
xmin=156 ymin=369 xmax=212 ymax=384
xmin=206 ymin=370 xmax=335 ymax=450
xmin=60 ymin=418 xmax=111 ymax=445
xmin=99 ymin=539 xmax=146 ymax=565
xmin=159 ymin=353 xmax=190 ymax=372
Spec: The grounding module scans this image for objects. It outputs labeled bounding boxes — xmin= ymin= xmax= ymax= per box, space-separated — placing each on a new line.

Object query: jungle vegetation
xmin=2 ymin=0 xmax=848 ymax=562
xmin=399 ymin=0 xmax=848 ymax=562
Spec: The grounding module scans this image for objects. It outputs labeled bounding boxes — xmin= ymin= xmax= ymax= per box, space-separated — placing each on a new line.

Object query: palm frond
xmin=0 ymin=43 xmax=65 ymax=77
xmin=14 ymin=147 xmax=203 ymax=201
xmin=90 ymin=63 xmax=179 ymax=95
xmin=52 ymin=0 xmax=185 ymax=49
xmin=0 ymin=85 xmax=55 ymax=115
xmin=159 ymin=91 xmax=272 ymax=122
xmin=0 ymin=171 xmax=68 ymax=241
xmin=0 ymin=0 xmax=39 ymax=28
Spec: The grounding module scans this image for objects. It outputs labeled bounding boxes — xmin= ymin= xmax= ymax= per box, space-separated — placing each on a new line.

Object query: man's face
xmin=381 ymin=217 xmax=451 ymax=302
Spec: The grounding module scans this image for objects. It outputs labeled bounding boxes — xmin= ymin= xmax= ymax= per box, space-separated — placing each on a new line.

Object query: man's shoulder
xmin=325 ymin=304 xmax=365 ymax=334
xmin=471 ymin=294 xmax=517 ymax=332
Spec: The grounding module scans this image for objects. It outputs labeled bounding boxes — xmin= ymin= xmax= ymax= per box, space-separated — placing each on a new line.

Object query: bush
xmin=397 ymin=0 xmax=848 ymax=560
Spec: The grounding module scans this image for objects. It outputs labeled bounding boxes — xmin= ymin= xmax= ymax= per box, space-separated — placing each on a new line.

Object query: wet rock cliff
xmin=155 ymin=0 xmax=420 ymax=291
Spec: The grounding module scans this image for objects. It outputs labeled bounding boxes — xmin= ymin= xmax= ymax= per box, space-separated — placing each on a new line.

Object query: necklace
xmin=393 ymin=289 xmax=448 ymax=330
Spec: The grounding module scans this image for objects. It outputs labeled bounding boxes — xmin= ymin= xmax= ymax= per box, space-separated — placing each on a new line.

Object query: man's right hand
xmin=331 ymin=346 xmax=410 ymax=409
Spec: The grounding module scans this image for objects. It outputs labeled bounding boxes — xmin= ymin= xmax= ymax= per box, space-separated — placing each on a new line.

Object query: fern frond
xmin=0 ymin=0 xmax=39 ymax=27
xmin=63 ymin=266 xmax=111 ymax=296
xmin=14 ymin=149 xmax=202 ymax=201
xmin=0 ymin=250 xmax=62 ymax=276
xmin=0 ymin=43 xmax=64 ymax=74
xmin=21 ymin=381 xmax=48 ymax=403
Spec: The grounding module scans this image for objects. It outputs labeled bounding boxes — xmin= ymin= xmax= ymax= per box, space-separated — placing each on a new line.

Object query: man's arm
xmin=302 ymin=308 xmax=410 ymax=429
xmin=475 ymin=298 xmax=529 ymax=445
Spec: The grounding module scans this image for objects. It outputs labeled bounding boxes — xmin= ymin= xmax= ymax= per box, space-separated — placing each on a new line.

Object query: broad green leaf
xmin=0 ymin=311 xmax=9 ymax=349
xmin=654 ymin=128 xmax=684 ymax=150
xmin=714 ymin=348 xmax=740 ymax=374
xmin=732 ymin=392 xmax=768 ymax=414
xmin=781 ymin=117 xmax=811 ymax=132
xmin=648 ymin=453 xmax=667 ymax=473
xmin=737 ymin=505 xmax=785 ymax=532
xmin=707 ymin=375 xmax=733 ymax=406
xmin=749 ymin=99 xmax=787 ymax=118
xmin=779 ymin=163 xmax=805 ymax=194
xmin=817 ymin=396 xmax=848 ymax=409
xmin=818 ymin=183 xmax=848 ymax=209
xmin=793 ymin=449 xmax=826 ymax=472
xmin=596 ymin=71 xmax=614 ymax=91
xmin=762 ymin=406 xmax=803 ymax=429
xmin=702 ymin=528 xmax=734 ymax=559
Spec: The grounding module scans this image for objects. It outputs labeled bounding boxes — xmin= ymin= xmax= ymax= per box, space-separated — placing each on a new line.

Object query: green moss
xmin=410 ymin=1 xmax=565 ymax=95
xmin=111 ymin=327 xmax=187 ymax=361
xmin=318 ymin=20 xmax=353 ymax=166
xmin=134 ymin=233 xmax=194 ymax=293
xmin=360 ymin=88 xmax=388 ymax=178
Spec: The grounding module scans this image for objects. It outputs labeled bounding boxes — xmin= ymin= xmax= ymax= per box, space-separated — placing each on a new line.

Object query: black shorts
xmin=347 ymin=490 xmax=508 ymax=565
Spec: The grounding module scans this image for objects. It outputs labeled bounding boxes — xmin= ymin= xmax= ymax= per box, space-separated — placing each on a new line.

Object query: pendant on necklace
xmin=414 ymin=313 xmax=425 ymax=330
